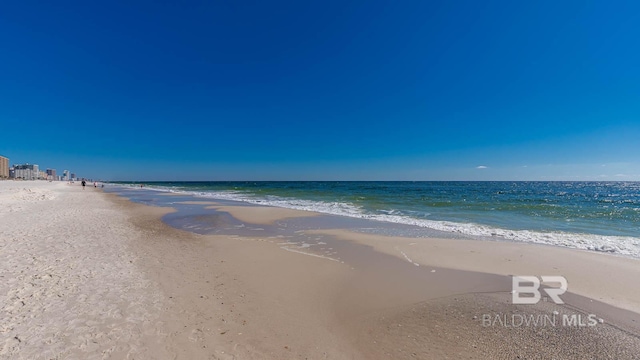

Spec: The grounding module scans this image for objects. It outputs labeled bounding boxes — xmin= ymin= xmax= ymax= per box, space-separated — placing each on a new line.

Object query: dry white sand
xmin=0 ymin=181 xmax=167 ymax=359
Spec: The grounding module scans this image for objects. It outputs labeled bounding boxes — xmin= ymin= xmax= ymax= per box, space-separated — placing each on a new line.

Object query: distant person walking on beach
xmin=81 ymin=180 xmax=86 ymax=190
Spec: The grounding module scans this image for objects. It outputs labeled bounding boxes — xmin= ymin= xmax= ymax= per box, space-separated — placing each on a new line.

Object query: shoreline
xmin=110 ymin=184 xmax=640 ymax=357
xmin=2 ymin=181 xmax=640 ymax=359
xmin=136 ymin=186 xmax=640 ymax=313
xmin=110 ymin=182 xmax=640 ymax=260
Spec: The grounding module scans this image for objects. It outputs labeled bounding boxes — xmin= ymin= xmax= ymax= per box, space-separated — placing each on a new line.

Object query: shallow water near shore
xmin=105 ymin=181 xmax=640 ymax=258
xmin=103 ymin=185 xmax=490 ymax=263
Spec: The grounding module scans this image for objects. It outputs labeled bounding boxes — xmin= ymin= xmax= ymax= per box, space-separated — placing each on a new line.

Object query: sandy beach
xmin=2 ymin=181 xmax=640 ymax=359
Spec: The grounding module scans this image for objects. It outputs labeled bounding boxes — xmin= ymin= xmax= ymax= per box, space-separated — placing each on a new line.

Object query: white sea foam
xmin=139 ymin=186 xmax=640 ymax=259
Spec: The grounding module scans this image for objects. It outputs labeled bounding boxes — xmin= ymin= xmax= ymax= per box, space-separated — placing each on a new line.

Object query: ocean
xmin=110 ymin=181 xmax=640 ymax=258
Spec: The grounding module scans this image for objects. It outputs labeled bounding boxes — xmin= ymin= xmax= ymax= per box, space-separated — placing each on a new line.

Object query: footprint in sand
xmin=188 ymin=328 xmax=204 ymax=342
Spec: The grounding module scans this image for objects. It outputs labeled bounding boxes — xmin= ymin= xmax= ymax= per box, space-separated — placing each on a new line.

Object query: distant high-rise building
xmin=14 ymin=164 xmax=40 ymax=180
xmin=63 ymin=170 xmax=69 ymax=181
xmin=71 ymin=173 xmax=76 ymax=180
xmin=0 ymin=155 xmax=8 ymax=179
xmin=46 ymin=169 xmax=57 ymax=180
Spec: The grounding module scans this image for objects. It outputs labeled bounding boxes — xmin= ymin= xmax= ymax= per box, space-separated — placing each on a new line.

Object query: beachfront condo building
xmin=13 ymin=164 xmax=41 ymax=180
xmin=0 ymin=155 xmax=9 ymax=179
xmin=46 ymin=169 xmax=57 ymax=180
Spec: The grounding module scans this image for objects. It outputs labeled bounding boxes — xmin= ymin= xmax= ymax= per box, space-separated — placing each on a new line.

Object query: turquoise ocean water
xmin=113 ymin=181 xmax=640 ymax=258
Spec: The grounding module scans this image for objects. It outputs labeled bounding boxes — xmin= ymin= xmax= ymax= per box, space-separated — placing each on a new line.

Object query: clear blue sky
xmin=1 ymin=0 xmax=639 ymax=181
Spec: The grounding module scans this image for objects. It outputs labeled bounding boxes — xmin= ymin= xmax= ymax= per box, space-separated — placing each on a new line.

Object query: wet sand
xmin=205 ymin=204 xmax=320 ymax=225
